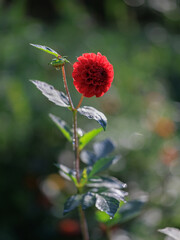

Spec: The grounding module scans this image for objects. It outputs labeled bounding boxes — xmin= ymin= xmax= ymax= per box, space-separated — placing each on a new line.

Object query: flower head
xmin=72 ymin=52 xmax=114 ymax=97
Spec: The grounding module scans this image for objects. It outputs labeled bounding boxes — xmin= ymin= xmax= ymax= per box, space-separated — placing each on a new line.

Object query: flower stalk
xmin=105 ymin=227 xmax=112 ymax=240
xmin=76 ymin=95 xmax=84 ymax=109
xmin=73 ymin=110 xmax=80 ymax=182
xmin=62 ymin=65 xmax=74 ymax=110
xmin=61 ymin=66 xmax=89 ymax=240
xmin=79 ymin=206 xmax=90 ymax=240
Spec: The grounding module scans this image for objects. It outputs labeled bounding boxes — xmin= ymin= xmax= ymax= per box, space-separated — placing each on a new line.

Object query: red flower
xmin=72 ymin=52 xmax=114 ymax=97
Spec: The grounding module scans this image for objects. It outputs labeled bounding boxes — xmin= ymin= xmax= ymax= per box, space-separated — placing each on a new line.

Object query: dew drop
xmin=122 ymin=183 xmax=127 ymax=188
xmin=72 ymin=138 xmax=75 ymax=151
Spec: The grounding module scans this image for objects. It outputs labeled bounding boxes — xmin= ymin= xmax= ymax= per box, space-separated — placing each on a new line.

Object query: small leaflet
xmin=49 ymin=113 xmax=73 ymax=142
xmin=30 ymin=43 xmax=60 ymax=57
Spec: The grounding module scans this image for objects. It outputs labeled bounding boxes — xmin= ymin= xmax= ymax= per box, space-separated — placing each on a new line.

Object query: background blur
xmin=1 ymin=0 xmax=180 ymax=239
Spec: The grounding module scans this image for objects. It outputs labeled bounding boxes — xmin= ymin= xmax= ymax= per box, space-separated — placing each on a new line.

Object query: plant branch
xmin=73 ymin=110 xmax=80 ymax=183
xmin=76 ymin=95 xmax=84 ymax=109
xmin=79 ymin=206 xmax=89 ymax=240
xmin=61 ymin=65 xmax=74 ymax=110
xmin=105 ymin=227 xmax=112 ymax=240
xmin=73 ymin=107 xmax=89 ymax=240
xmin=62 ymin=65 xmax=89 ymax=240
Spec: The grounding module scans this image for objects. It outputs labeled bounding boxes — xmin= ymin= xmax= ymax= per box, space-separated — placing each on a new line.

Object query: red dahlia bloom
xmin=72 ymin=52 xmax=114 ymax=97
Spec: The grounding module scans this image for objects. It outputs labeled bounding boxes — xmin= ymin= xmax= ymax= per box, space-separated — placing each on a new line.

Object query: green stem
xmin=105 ymin=227 xmax=111 ymax=240
xmin=62 ymin=65 xmax=74 ymax=110
xmin=79 ymin=206 xmax=90 ymax=240
xmin=73 ymin=110 xmax=89 ymax=240
xmin=76 ymin=95 xmax=84 ymax=109
xmin=73 ymin=110 xmax=80 ymax=183
xmin=61 ymin=66 xmax=89 ymax=240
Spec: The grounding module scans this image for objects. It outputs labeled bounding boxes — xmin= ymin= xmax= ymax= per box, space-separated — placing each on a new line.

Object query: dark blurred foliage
xmin=0 ymin=0 xmax=180 ymax=239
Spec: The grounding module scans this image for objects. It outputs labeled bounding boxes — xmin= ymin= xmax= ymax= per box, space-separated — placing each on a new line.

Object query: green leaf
xmin=95 ymin=194 xmax=120 ymax=218
xmin=93 ymin=139 xmax=115 ymax=160
xmin=96 ymin=188 xmax=127 ymax=202
xmin=80 ymin=150 xmax=96 ymax=165
xmin=92 ymin=187 xmax=127 ymax=218
xmin=31 ymin=80 xmax=70 ymax=107
xmin=82 ymin=192 xmax=96 ymax=210
xmin=49 ymin=114 xmax=73 ymax=142
xmin=79 ymin=128 xmax=103 ymax=151
xmin=77 ymin=106 xmax=107 ymax=130
xmin=118 ymin=199 xmax=145 ymax=223
xmin=88 ymin=156 xmax=119 ymax=179
xmin=63 ymin=195 xmax=82 ymax=215
xmin=96 ymin=199 xmax=146 ymax=226
xmin=56 ymin=164 xmax=77 ymax=185
xmin=80 ymin=139 xmax=115 ymax=165
xmin=30 ymin=43 xmax=60 ymax=57
xmin=95 ymin=211 xmax=111 ymax=223
xmin=158 ymin=228 xmax=180 ymax=240
xmin=87 ymin=176 xmax=127 ymax=189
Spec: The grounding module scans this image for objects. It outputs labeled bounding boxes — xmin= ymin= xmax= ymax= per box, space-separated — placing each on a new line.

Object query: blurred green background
xmin=0 ymin=0 xmax=180 ymax=239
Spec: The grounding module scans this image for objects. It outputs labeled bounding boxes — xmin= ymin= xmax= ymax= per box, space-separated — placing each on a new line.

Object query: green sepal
xmin=49 ymin=57 xmax=70 ymax=70
xmin=49 ymin=113 xmax=73 ymax=142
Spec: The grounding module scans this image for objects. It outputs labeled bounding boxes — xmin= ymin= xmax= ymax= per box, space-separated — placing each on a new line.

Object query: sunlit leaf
xmin=31 ymin=80 xmax=70 ymax=107
xmin=77 ymin=106 xmax=107 ymax=130
xmin=63 ymin=195 xmax=82 ymax=215
xmin=158 ymin=227 xmax=180 ymax=240
xmin=95 ymin=193 xmax=120 ymax=218
xmin=30 ymin=43 xmax=60 ymax=57
xmin=63 ymin=185 xmax=127 ymax=217
xmin=97 ymin=188 xmax=127 ymax=202
xmin=96 ymin=199 xmax=146 ymax=226
xmin=79 ymin=128 xmax=103 ymax=151
xmin=82 ymin=192 xmax=96 ymax=210
xmin=95 ymin=211 xmax=111 ymax=223
xmin=49 ymin=113 xmax=73 ymax=142
xmin=90 ymin=187 xmax=128 ymax=218
xmin=87 ymin=176 xmax=127 ymax=189
xmin=88 ymin=156 xmax=120 ymax=179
